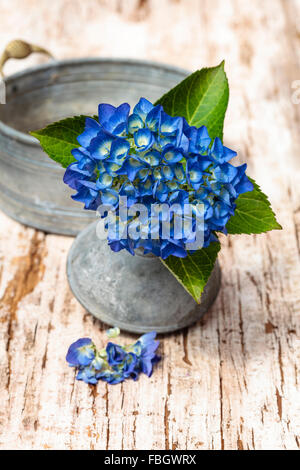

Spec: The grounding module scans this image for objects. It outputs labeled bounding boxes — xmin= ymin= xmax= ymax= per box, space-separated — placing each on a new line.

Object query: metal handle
xmin=0 ymin=39 xmax=53 ymax=77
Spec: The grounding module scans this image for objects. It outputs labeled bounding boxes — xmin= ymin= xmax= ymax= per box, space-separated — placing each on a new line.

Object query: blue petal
xmin=197 ymin=157 xmax=212 ymax=171
xmin=98 ymin=103 xmax=117 ymax=124
xmin=188 ymin=165 xmax=203 ymax=187
xmin=77 ymin=128 xmax=99 ymax=148
xmin=233 ymin=164 xmax=253 ymax=195
xmin=101 ymin=189 xmax=119 ymax=208
xmin=79 ymin=180 xmax=98 ymax=191
xmin=218 ymin=188 xmax=231 ymax=205
xmin=133 ymin=332 xmax=160 ymax=376
xmin=173 ymin=163 xmax=186 ymax=183
xmin=133 ymin=97 xmax=154 ymax=122
xmin=109 ymin=138 xmax=130 ymax=164
xmin=119 ymin=181 xmax=138 ymax=206
xmin=85 ymin=117 xmax=101 ymax=130
xmin=213 ymin=164 xmax=238 ymax=183
xmin=160 ymin=112 xmax=183 ymax=136
xmin=106 ymin=342 xmax=126 ymax=366
xmin=210 ymin=137 xmax=223 ymax=161
xmin=138 ymin=178 xmax=153 ymax=196
xmin=104 ymin=161 xmax=121 ymax=175
xmin=161 ymin=165 xmax=174 ymax=181
xmin=222 ymin=145 xmax=237 ymax=162
xmin=153 ymin=167 xmax=163 ymax=182
xmin=71 ymin=183 xmax=100 ymax=210
xmin=108 ymin=240 xmax=125 ymax=253
xmin=88 ymin=132 xmax=114 ymax=160
xmin=183 ymin=121 xmax=196 ymax=139
xmin=123 ymin=157 xmax=145 ymax=181
xmin=145 ymin=105 xmax=162 ymax=132
xmin=210 ymin=138 xmax=237 ymax=163
xmin=161 ymin=242 xmax=187 ymax=260
xmin=71 ymin=148 xmax=96 ymax=173
xmin=106 ymin=103 xmax=130 ymax=135
xmin=128 ymin=113 xmax=144 ymax=134
xmin=158 ymin=134 xmax=179 ymax=149
xmin=162 ymin=146 xmax=184 ymax=164
xmin=155 ymin=182 xmax=169 ymax=202
xmin=168 ymin=189 xmax=189 ymax=206
xmin=71 ymin=147 xmax=89 ymax=161
xmin=63 ymin=164 xmax=91 ymax=189
xmin=140 ymin=239 xmax=161 ymax=257
xmin=97 ymin=370 xmax=124 ymax=384
xmin=99 ymin=103 xmax=130 ymax=135
xmin=138 ymin=332 xmax=157 ymax=345
xmin=63 ymin=167 xmax=78 ymax=189
xmin=138 ymin=168 xmax=151 ymax=183
xmin=142 ymin=150 xmax=161 ymax=167
xmin=76 ymin=118 xmax=101 ymax=148
xmin=236 ymin=175 xmax=253 ymax=194
xmin=96 ymin=172 xmax=113 ymax=190
xmin=76 ymin=368 xmax=98 ymax=385
xmin=196 ymin=126 xmax=211 ymax=153
xmin=193 ymin=186 xmax=209 ymax=201
xmin=178 ymin=132 xmax=190 ymax=155
xmin=66 ymin=338 xmax=94 ymax=367
xmin=166 ymin=180 xmax=179 ymax=192
xmin=122 ymin=353 xmax=139 ymax=377
xmin=134 ymin=128 xmax=154 ymax=151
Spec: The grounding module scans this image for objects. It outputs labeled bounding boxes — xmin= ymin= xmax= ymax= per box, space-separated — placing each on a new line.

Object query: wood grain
xmin=0 ymin=0 xmax=299 ymax=450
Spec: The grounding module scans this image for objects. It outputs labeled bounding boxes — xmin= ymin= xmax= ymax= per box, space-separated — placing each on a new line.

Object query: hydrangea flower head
xmin=66 ymin=331 xmax=160 ymax=385
xmin=64 ymin=98 xmax=253 ymax=259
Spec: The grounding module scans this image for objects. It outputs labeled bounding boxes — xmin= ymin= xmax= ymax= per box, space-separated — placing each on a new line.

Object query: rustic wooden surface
xmin=0 ymin=0 xmax=299 ymax=450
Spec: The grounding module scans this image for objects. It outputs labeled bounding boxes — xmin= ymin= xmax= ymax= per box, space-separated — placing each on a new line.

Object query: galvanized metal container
xmin=67 ymin=221 xmax=221 ymax=333
xmin=0 ymin=58 xmax=188 ymax=235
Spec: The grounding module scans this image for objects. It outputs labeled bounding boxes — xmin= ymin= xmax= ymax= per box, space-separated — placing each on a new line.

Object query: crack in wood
xmin=164 ymin=372 xmax=171 ymax=450
xmin=276 ymin=387 xmax=283 ymax=421
xmin=182 ymin=328 xmax=192 ymax=366
xmin=1 ymin=232 xmax=46 ymax=392
xmin=89 ymin=385 xmax=98 ymax=450
xmin=265 ymin=320 xmax=277 ymax=334
xmin=104 ymin=385 xmax=110 ymax=450
xmin=217 ymin=327 xmax=225 ymax=450
xmin=237 ymin=272 xmax=246 ymax=356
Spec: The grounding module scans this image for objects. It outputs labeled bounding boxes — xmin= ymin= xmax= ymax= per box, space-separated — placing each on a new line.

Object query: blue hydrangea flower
xmin=76 ymin=364 xmax=100 ymax=385
xmin=128 ymin=332 xmax=160 ymax=377
xmin=63 ymin=98 xmax=254 ymax=259
xmin=66 ymin=338 xmax=95 ymax=367
xmin=96 ymin=369 xmax=125 ymax=385
xmin=66 ymin=331 xmax=160 ymax=386
xmin=106 ymin=342 xmax=127 ymax=366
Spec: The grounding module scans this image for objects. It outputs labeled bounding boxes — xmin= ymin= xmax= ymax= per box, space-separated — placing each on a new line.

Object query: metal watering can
xmin=0 ymin=40 xmax=188 ymax=235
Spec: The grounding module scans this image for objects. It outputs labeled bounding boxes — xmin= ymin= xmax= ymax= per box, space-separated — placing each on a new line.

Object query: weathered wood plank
xmin=0 ymin=0 xmax=299 ymax=450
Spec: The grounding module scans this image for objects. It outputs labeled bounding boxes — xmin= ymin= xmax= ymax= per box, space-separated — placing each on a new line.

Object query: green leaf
xmin=155 ymin=60 xmax=229 ymax=141
xmin=226 ymin=178 xmax=282 ymax=234
xmin=161 ymin=242 xmax=221 ymax=303
xmin=30 ymin=115 xmax=88 ymax=168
